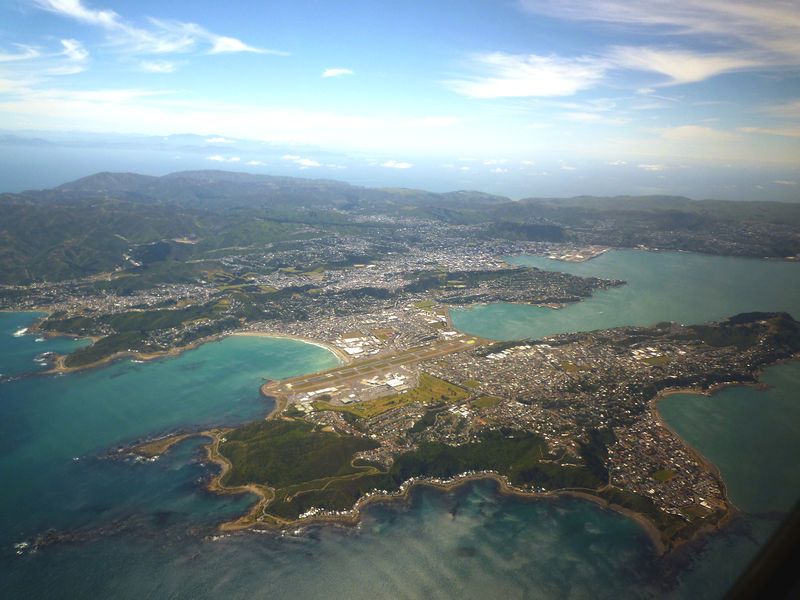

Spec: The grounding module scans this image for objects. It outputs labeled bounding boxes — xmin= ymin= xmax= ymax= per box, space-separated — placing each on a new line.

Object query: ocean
xmin=2 ymin=249 xmax=799 ymax=599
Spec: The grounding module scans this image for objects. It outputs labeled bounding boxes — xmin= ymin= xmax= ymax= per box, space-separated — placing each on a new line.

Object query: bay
xmin=0 ymin=333 xmax=341 ymax=542
xmin=451 ymin=250 xmax=800 ymax=340
xmin=2 ymin=248 xmax=800 ymax=599
xmin=0 ymin=312 xmax=90 ymax=378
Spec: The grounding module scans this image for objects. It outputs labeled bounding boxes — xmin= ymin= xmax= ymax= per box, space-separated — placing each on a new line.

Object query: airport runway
xmin=263 ymin=336 xmax=488 ymax=397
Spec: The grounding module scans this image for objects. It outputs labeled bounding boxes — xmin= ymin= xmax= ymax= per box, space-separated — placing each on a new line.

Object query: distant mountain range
xmin=1 ymin=170 xmax=798 ymax=284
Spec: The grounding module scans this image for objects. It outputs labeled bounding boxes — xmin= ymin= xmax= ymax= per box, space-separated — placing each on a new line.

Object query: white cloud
xmin=448 ymin=52 xmax=607 ymax=98
xmin=608 ymin=160 xmax=627 ymax=166
xmin=0 ymin=38 xmax=89 ymax=80
xmin=607 ymin=46 xmax=759 ymax=85
xmin=139 ymin=59 xmax=176 ymax=73
xmin=519 ymin=1 xmax=800 ymax=62
xmin=740 ymin=126 xmax=800 ymax=138
xmin=562 ymin=111 xmax=628 ymax=125
xmin=382 ymin=160 xmax=413 ymax=169
xmin=245 ymin=160 xmax=265 ymax=166
xmin=483 ymin=158 xmax=506 ymax=165
xmin=762 ymin=101 xmax=800 ymax=119
xmin=206 ymin=155 xmax=240 ymax=162
xmin=281 ymin=154 xmax=320 ymax=167
xmin=59 ymin=39 xmax=88 ymax=62
xmin=774 ymin=180 xmax=797 ymax=185
xmin=659 ymin=125 xmax=738 ymax=141
xmin=561 ymin=165 xmax=577 ymax=171
xmin=31 ymin=0 xmax=281 ymax=57
xmin=459 ymin=166 xmax=470 ymax=171
xmin=205 ymin=136 xmax=235 ymax=143
xmin=0 ymin=44 xmax=40 ymax=63
xmin=322 ymin=68 xmax=354 ymax=78
xmin=491 ymin=167 xmax=507 ymax=173
xmin=209 ymin=36 xmax=267 ymax=55
xmin=638 ymin=163 xmax=667 ymax=171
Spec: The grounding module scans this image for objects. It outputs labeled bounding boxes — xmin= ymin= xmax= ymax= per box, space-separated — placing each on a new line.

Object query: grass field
xmin=470 ymin=395 xmax=503 ymax=409
xmin=642 ymin=356 xmax=671 ymax=366
xmin=652 ymin=468 xmax=677 ymax=482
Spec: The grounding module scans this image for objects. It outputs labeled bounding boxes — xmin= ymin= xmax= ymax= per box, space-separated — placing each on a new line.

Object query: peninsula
xmin=3 ymin=172 xmax=800 ymax=554
xmin=177 ymin=311 xmax=798 ymax=554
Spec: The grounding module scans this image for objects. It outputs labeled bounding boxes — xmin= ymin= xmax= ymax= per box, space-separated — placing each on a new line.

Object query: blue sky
xmin=0 ymin=0 xmax=799 ymax=199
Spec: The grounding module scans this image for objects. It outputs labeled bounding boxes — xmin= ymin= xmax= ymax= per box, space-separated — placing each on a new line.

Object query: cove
xmin=0 ymin=311 xmax=90 ymax=378
xmin=451 ymin=250 xmax=800 ymax=340
xmin=0 ymin=329 xmax=342 ymax=543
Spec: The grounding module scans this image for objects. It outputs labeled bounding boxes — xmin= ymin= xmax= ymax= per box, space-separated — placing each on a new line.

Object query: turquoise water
xmin=0 ymin=333 xmax=341 ymax=546
xmin=451 ymin=250 xmax=800 ymax=340
xmin=658 ymin=361 xmax=800 ymax=598
xmin=2 ymin=249 xmax=800 ymax=598
xmin=0 ymin=312 xmax=90 ymax=378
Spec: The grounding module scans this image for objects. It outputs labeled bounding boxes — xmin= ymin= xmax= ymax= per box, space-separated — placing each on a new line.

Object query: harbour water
xmin=2 ymin=250 xmax=800 ymax=598
xmin=451 ymin=250 xmax=800 ymax=340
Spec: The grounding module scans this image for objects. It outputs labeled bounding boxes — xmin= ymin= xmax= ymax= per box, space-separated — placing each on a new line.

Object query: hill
xmin=1 ymin=171 xmax=799 ymax=284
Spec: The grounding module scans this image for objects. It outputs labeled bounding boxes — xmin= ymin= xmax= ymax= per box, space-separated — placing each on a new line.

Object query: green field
xmin=313 ymin=373 xmax=470 ymax=419
xmin=652 ymin=468 xmax=677 ymax=481
xmin=219 ymin=420 xmax=378 ymax=489
xmin=470 ymin=395 xmax=502 ymax=409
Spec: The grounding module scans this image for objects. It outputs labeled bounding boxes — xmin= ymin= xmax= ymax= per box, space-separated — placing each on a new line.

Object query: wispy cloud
xmin=740 ymin=126 xmax=800 ymax=138
xmin=774 ymin=180 xmax=797 ymax=185
xmin=562 ymin=111 xmax=628 ymax=125
xmin=448 ymin=52 xmax=606 ymax=98
xmin=382 ymin=160 xmax=413 ymax=169
xmin=0 ymin=44 xmax=41 ymax=63
xmin=282 ymin=154 xmax=321 ymax=167
xmin=638 ymin=163 xmax=667 ymax=171
xmin=519 ymin=1 xmax=800 ymax=62
xmin=454 ymin=1 xmax=800 ymax=100
xmin=659 ymin=125 xmax=738 ymax=141
xmin=139 ymin=59 xmax=176 ymax=73
xmin=31 ymin=0 xmax=284 ymax=57
xmin=764 ymin=101 xmax=800 ymax=119
xmin=607 ymin=46 xmax=759 ymax=85
xmin=205 ymin=136 xmax=234 ymax=144
xmin=322 ymin=68 xmax=353 ymax=78
xmin=206 ymin=155 xmax=240 ymax=162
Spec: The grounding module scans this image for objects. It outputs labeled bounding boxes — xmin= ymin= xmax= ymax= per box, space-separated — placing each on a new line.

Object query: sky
xmin=0 ymin=0 xmax=799 ymax=200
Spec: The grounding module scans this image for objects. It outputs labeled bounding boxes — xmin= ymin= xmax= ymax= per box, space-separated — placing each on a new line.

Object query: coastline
xmin=644 ymin=358 xmax=800 ymax=552
xmin=32 ymin=326 xmax=349 ymax=376
xmin=19 ymin=303 xmax=798 ymax=557
xmin=195 ymin=428 xmax=669 ymax=554
xmin=230 ymin=330 xmax=351 ymax=364
xmin=140 ymin=352 xmax=800 ymax=556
